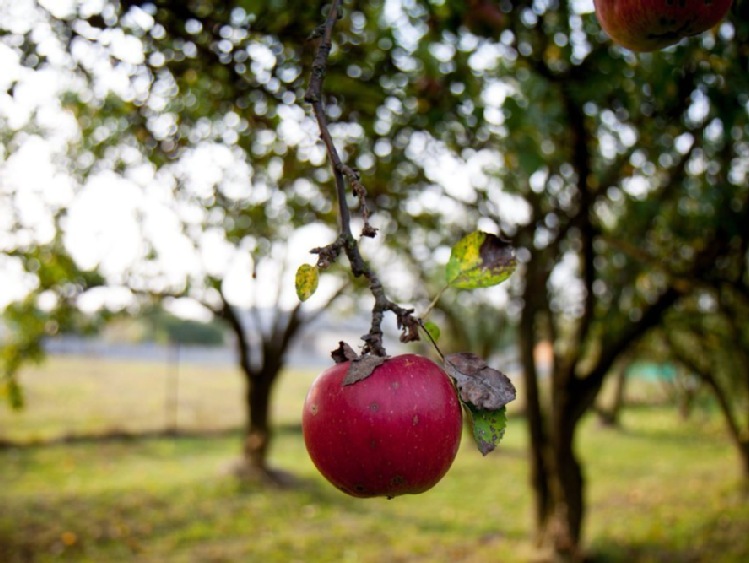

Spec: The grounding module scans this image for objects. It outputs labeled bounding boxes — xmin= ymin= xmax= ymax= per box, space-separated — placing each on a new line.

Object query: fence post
xmin=166 ymin=341 xmax=180 ymax=433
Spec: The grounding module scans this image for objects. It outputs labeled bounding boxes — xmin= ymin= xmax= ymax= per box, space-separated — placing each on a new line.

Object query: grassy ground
xmin=1 ymin=356 xmax=747 ymax=562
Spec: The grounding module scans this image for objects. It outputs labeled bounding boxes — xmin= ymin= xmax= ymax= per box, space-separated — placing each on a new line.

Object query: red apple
xmin=302 ymin=353 xmax=463 ymax=498
xmin=593 ymin=0 xmax=733 ymax=52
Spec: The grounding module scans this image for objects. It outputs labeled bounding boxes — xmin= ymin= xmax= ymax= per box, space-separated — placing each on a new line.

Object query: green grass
xmin=1 ymin=356 xmax=748 ymax=562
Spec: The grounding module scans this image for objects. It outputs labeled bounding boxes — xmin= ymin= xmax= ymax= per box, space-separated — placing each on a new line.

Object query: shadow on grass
xmin=0 ymin=452 xmax=362 ymax=562
xmin=598 ymin=424 xmax=720 ymax=447
xmin=587 ymin=507 xmax=749 ymax=563
xmin=587 ymin=542 xmax=701 ymax=563
xmin=0 ymin=422 xmax=304 ymax=450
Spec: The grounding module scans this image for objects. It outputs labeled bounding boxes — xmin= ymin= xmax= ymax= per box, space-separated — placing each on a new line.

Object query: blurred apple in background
xmin=593 ymin=0 xmax=733 ymax=51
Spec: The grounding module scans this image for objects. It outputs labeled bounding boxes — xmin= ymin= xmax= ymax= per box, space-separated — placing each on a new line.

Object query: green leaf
xmin=422 ymin=320 xmax=441 ymax=342
xmin=443 ymin=352 xmax=515 ymax=456
xmin=445 ymin=231 xmax=517 ymax=289
xmin=465 ymin=403 xmax=507 ymax=456
xmin=295 ymin=264 xmax=319 ymax=302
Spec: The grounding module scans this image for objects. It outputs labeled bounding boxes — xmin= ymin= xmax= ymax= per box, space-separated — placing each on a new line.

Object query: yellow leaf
xmin=295 ymin=264 xmax=319 ymax=302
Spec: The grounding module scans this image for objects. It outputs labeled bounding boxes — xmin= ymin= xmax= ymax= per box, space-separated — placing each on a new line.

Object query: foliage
xmin=0 ymin=235 xmax=105 ymax=409
xmin=140 ymin=305 xmax=226 ymax=345
xmin=657 ymin=286 xmax=749 ymax=482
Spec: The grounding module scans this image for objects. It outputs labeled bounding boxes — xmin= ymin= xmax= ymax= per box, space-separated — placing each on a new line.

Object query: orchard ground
xmin=1 ymin=357 xmax=748 ymax=562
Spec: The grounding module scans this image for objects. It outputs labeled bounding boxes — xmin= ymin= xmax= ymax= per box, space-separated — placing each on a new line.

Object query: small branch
xmin=304 ymin=1 xmax=418 ymax=356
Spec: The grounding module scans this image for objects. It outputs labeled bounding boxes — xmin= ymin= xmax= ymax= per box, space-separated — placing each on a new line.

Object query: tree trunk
xmin=520 ymin=276 xmax=554 ymax=548
xmin=547 ymin=402 xmax=585 ymax=562
xmin=596 ymin=360 xmax=627 ymax=427
xmin=520 ymin=258 xmax=588 ymax=560
xmin=739 ymin=440 xmax=749 ymax=495
xmin=521 ymin=331 xmax=554 ymax=548
xmin=218 ymin=297 xmax=299 ymax=487
xmin=675 ymin=382 xmax=696 ymax=421
xmin=233 ymin=366 xmax=297 ymax=487
xmin=526 ymin=380 xmax=586 ymax=562
xmin=243 ymin=371 xmax=275 ymax=472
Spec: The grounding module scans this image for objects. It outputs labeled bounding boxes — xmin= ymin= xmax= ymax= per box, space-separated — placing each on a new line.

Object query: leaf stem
xmin=421 ymin=284 xmax=449 ymax=320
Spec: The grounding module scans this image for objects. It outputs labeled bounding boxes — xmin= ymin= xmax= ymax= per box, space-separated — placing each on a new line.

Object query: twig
xmin=304 ymin=1 xmax=418 ymax=356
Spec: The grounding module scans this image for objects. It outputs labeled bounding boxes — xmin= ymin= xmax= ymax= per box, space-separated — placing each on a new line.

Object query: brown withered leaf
xmin=444 ymin=352 xmax=516 ymax=410
xmin=331 ymin=341 xmax=359 ymax=364
xmin=342 ymin=354 xmax=389 ymax=386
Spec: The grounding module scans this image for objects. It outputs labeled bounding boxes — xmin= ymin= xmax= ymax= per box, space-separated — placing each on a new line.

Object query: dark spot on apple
xmin=369 ymin=402 xmax=380 ymax=412
xmin=390 ymin=381 xmax=400 ymax=391
xmin=390 ymin=474 xmax=406 ymax=486
xmin=648 ymin=15 xmax=697 ymax=40
xmin=310 ymin=404 xmax=319 ymax=415
xmin=354 ymin=484 xmax=367 ymax=494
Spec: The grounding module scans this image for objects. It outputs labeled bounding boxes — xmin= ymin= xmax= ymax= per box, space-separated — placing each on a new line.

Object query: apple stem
xmin=304 ymin=1 xmax=421 ymax=356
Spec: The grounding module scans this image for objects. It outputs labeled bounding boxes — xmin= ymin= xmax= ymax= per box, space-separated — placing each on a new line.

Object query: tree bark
xmin=520 ymin=259 xmax=554 ymax=548
xmin=547 ymin=394 xmax=585 ymax=562
xmin=596 ymin=360 xmax=628 ymax=428
xmin=243 ymin=370 xmax=275 ymax=471
xmin=521 ymin=308 xmax=553 ymax=547
xmin=739 ymin=440 xmax=749 ymax=495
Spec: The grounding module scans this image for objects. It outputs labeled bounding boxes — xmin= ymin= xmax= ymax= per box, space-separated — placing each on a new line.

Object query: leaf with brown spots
xmin=444 ymin=352 xmax=516 ymax=455
xmin=445 ymin=231 xmax=517 ymax=289
xmin=444 ymin=352 xmax=516 ymax=410
xmin=466 ymin=404 xmax=507 ymax=456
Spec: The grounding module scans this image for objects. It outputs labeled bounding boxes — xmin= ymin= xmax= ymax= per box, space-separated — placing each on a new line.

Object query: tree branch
xmin=663 ymin=328 xmax=747 ymax=449
xmin=303 ymin=1 xmax=419 ymax=356
xmin=570 ymin=228 xmax=732 ymax=423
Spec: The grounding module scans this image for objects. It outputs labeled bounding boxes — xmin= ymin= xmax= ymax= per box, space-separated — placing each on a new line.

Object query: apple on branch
xmin=302 ymin=353 xmax=463 ymax=499
xmin=593 ymin=0 xmax=733 ymax=52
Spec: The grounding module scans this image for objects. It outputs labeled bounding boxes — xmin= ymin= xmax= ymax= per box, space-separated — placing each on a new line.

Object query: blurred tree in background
xmin=2 ymin=0 xmax=748 ymax=559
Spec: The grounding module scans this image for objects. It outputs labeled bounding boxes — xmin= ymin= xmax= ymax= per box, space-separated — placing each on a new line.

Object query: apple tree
xmin=1 ymin=0 xmax=480 ymax=483
xmin=4 ymin=0 xmax=748 ymax=559
xmin=367 ymin=0 xmax=749 ymax=558
xmin=659 ymin=290 xmax=749 ymax=491
xmin=3 ymin=2 xmax=360 ymax=481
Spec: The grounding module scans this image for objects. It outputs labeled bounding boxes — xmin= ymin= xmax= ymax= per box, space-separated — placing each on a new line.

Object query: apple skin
xmin=302 ymin=353 xmax=463 ymax=498
xmin=593 ymin=0 xmax=733 ymax=52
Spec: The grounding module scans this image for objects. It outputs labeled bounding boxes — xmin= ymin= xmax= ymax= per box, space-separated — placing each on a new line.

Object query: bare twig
xmin=304 ymin=0 xmax=418 ymax=356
